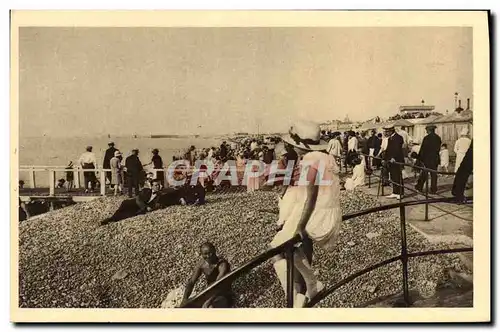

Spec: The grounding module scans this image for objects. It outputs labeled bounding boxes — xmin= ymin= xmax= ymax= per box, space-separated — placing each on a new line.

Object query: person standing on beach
xmin=381 ymin=124 xmax=405 ymax=199
xmin=219 ymin=141 xmax=228 ymax=162
xmin=110 ymin=151 xmax=124 ymax=196
xmin=366 ymin=130 xmax=376 ymax=169
xmin=373 ymin=133 xmax=382 ymax=169
xmin=358 ymin=131 xmax=369 ymax=166
xmin=65 ymin=161 xmax=74 ymax=191
xmin=452 ymin=141 xmax=472 ymax=201
xmin=269 ymin=120 xmax=341 ymax=307
xmin=78 ymin=146 xmax=97 ymax=193
xmin=415 ymin=124 xmax=441 ymax=194
xmin=103 ymin=142 xmax=117 ymax=187
xmin=346 ymin=131 xmax=358 ymax=167
xmin=144 ymin=148 xmax=165 ymax=188
xmin=453 ymin=127 xmax=472 ymax=172
xmin=184 ymin=146 xmax=196 ymax=166
xmin=326 ymin=132 xmax=342 ymax=165
xmin=125 ymin=149 xmax=143 ymax=197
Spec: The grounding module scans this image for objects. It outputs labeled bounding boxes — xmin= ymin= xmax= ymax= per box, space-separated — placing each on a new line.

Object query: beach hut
xmin=412 ymin=110 xmax=472 ymax=155
xmin=433 ymin=110 xmax=473 ymax=154
xmin=412 ymin=115 xmax=442 ymax=143
xmin=391 ymin=118 xmax=415 ymax=137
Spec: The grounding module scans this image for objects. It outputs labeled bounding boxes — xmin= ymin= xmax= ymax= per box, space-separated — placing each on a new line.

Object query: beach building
xmin=359 ymin=118 xmax=414 ymax=136
xmin=412 ymin=115 xmax=442 ymax=143
xmin=399 ymin=104 xmax=436 ymax=116
xmin=319 ymin=117 xmax=361 ymax=132
xmin=319 ymin=120 xmax=342 ymax=131
xmin=412 ymin=98 xmax=473 ymax=155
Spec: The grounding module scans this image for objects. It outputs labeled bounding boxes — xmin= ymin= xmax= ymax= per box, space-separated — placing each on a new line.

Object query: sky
xmin=18 ymin=27 xmax=472 ymax=137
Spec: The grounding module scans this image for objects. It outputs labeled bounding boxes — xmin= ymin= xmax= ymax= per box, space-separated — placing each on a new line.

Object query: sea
xmin=18 ymin=135 xmax=224 ymax=187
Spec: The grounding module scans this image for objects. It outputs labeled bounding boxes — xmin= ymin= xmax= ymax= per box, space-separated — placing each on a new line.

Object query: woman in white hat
xmin=453 ymin=127 xmax=472 ymax=172
xmin=110 ymin=150 xmax=124 ymax=196
xmin=269 ymin=120 xmax=342 ymax=307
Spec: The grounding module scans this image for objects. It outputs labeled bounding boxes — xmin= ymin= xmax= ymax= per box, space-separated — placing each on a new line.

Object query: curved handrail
xmin=342 ymin=196 xmax=472 ymax=220
xmin=179 ymin=196 xmax=472 ymax=308
xmin=359 ymin=153 xmax=459 ymax=176
xmin=306 ymin=247 xmax=473 ymax=307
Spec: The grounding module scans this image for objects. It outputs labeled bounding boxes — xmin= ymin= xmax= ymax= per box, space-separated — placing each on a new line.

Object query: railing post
xmin=74 ymin=168 xmax=80 ymax=189
xmin=425 ymin=173 xmax=429 ymax=221
xmin=286 ymin=245 xmax=295 ymax=308
xmin=399 ymin=181 xmax=410 ymax=306
xmin=100 ymin=169 xmax=106 ymax=196
xmin=49 ymin=170 xmax=55 ymax=196
xmin=381 ymin=162 xmax=385 ymax=197
xmin=29 ymin=169 xmax=36 ymax=188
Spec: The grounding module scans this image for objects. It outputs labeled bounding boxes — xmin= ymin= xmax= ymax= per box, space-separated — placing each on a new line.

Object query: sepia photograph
xmin=10 ymin=10 xmax=490 ymax=323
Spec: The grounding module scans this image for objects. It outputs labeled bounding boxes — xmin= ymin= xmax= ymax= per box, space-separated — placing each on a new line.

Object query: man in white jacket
xmin=454 ymin=128 xmax=472 ymax=172
xmin=327 ymin=132 xmax=343 ymax=164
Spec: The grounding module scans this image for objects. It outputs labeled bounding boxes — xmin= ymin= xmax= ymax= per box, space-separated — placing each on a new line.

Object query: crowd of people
xmin=59 ymin=122 xmax=472 ymax=208
xmin=24 ymin=119 xmax=473 ymax=308
xmin=176 ymin=120 xmax=473 ymax=308
xmin=321 ymin=124 xmax=472 ymax=200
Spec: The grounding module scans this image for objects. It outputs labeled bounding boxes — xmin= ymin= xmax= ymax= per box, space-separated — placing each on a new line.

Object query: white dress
xmin=271 ymin=151 xmax=342 ymax=250
xmin=439 ymin=149 xmax=450 ymax=168
xmin=345 ymin=163 xmax=365 ymax=190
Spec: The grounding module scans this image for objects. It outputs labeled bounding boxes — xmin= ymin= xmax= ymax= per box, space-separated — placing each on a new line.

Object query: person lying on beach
xmin=100 ymin=179 xmax=206 ymax=225
xmin=180 ymin=242 xmax=234 ymax=308
xmin=100 ymin=179 xmax=163 ymax=226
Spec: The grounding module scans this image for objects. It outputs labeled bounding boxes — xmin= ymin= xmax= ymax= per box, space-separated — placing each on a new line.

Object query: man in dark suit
xmin=452 ymin=140 xmax=472 ymax=201
xmin=103 ymin=142 xmax=117 ymax=186
xmin=415 ymin=124 xmax=442 ymax=194
xmin=125 ymin=149 xmax=143 ymax=197
xmin=100 ymin=179 xmax=162 ymax=225
xmin=382 ymin=124 xmax=405 ymax=199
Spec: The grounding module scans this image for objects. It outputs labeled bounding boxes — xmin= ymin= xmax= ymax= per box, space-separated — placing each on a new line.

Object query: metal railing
xmin=18 ymin=166 xmax=169 ymax=197
xmin=180 ymin=195 xmax=473 ymax=308
xmin=359 ymin=153 xmax=472 ymax=221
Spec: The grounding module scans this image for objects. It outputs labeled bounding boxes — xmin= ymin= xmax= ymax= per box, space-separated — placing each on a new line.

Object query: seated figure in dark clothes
xmin=180 ymin=242 xmax=234 ymax=308
xmin=178 ymin=175 xmax=206 ymax=205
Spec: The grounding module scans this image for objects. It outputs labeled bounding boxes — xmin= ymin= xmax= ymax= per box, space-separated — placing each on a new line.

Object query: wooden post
xmin=100 ymin=169 xmax=106 ymax=196
xmin=74 ymin=168 xmax=80 ymax=189
xmin=49 ymin=170 xmax=55 ymax=196
xmin=29 ymin=169 xmax=36 ymax=188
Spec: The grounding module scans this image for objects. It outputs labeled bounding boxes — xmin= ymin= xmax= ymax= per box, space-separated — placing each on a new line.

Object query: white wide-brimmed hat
xmin=382 ymin=123 xmax=395 ymax=130
xmin=114 ymin=150 xmax=122 ymax=157
xmin=282 ymin=120 xmax=329 ymax=151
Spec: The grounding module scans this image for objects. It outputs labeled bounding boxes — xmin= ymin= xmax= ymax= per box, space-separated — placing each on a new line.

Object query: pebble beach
xmin=18 ymin=188 xmax=471 ymax=308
